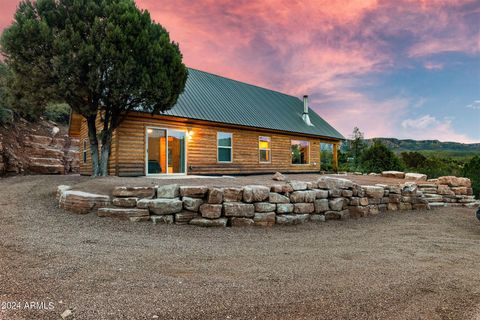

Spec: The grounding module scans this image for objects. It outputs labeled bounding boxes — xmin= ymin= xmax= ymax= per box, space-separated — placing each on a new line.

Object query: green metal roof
xmin=157 ymin=68 xmax=344 ymax=140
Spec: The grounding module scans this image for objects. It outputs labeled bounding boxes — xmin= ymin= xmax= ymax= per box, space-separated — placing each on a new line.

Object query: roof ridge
xmin=187 ymin=67 xmax=302 ymax=102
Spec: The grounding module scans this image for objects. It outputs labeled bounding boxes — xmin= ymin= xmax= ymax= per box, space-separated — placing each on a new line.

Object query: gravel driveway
xmin=1 ymin=175 xmax=479 ymax=319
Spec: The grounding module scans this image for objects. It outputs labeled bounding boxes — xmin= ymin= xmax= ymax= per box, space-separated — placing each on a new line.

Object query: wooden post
xmin=332 ymin=143 xmax=338 ymax=172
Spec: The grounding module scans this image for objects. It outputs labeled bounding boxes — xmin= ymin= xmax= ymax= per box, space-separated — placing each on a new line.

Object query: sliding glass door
xmin=146 ymin=128 xmax=186 ymax=175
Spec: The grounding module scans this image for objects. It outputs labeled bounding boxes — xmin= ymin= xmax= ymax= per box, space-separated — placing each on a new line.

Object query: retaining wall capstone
xmin=57 ymin=175 xmax=480 ymax=227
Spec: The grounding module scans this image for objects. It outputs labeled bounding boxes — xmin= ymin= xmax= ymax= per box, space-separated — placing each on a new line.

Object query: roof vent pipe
xmin=302 ymin=95 xmax=314 ymax=126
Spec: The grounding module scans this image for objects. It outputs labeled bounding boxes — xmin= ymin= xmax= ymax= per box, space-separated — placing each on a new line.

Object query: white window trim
xmin=259 ymin=136 xmax=271 ymax=164
xmin=291 ymin=140 xmax=311 ymax=165
xmin=217 ymin=132 xmax=233 ymax=163
xmin=82 ymin=139 xmax=88 ymax=164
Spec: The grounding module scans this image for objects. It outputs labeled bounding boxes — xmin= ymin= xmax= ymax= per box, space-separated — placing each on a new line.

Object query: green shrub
xmin=462 ymin=156 xmax=480 ymax=197
xmin=359 ymin=140 xmax=404 ymax=173
xmin=0 ymin=107 xmax=13 ymax=125
xmin=44 ymin=103 xmax=70 ymax=124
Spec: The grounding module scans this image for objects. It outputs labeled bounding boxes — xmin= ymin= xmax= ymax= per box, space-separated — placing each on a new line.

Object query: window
xmin=259 ymin=136 xmax=271 ymax=163
xmin=82 ymin=139 xmax=88 ymax=164
xmin=291 ymin=140 xmax=310 ymax=164
xmin=217 ymin=132 xmax=232 ymax=162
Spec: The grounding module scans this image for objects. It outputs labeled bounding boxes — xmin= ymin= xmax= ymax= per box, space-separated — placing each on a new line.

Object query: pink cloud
xmin=0 ymin=0 xmax=478 ymax=142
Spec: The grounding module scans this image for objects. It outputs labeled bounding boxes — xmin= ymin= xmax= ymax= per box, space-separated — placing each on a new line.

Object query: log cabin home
xmin=68 ymin=68 xmax=344 ymax=176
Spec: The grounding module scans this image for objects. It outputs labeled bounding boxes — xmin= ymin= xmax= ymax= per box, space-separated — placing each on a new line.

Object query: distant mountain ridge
xmin=364 ymin=138 xmax=480 ymax=153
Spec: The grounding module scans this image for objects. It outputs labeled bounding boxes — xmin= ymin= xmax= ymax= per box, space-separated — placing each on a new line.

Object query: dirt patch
xmin=1 ymin=175 xmax=479 ymax=319
xmin=68 ymin=173 xmax=425 ymax=196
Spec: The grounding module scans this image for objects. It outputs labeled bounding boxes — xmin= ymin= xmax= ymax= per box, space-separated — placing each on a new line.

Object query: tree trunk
xmin=99 ymin=128 xmax=112 ymax=176
xmin=86 ymin=115 xmax=101 ymax=176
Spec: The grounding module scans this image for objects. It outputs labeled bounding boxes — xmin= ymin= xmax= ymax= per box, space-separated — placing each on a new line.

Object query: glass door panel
xmin=147 ymin=128 xmax=167 ymax=174
xmin=168 ymin=129 xmax=186 ymax=174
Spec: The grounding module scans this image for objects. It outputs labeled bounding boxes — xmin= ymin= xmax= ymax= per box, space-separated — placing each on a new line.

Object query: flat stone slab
xmin=381 ymin=171 xmax=405 ymax=179
xmin=223 ymin=202 xmax=255 ymax=217
xmin=97 ymin=208 xmax=149 ymax=220
xmin=180 ymin=186 xmax=209 ymax=198
xmin=405 ymin=173 xmax=427 ymax=181
xmin=60 ymin=190 xmax=110 ymax=214
xmin=112 ymin=187 xmax=155 ymax=198
xmin=362 ymin=186 xmax=384 ymax=199
xmin=138 ymin=198 xmax=183 ymax=215
xmin=189 ymin=217 xmax=227 ymax=227
xmin=276 ymin=214 xmax=309 ymax=225
xmin=157 ymin=184 xmax=179 ymax=198
xmin=112 ymin=197 xmax=138 ymax=208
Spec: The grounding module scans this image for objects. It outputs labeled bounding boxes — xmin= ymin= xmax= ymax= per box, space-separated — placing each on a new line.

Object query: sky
xmin=1 ymin=0 xmax=479 ymax=143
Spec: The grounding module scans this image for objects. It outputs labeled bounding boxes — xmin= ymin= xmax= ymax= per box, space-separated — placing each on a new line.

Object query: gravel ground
xmin=66 ymin=172 xmax=426 ymax=196
xmin=1 ymin=175 xmax=479 ymax=320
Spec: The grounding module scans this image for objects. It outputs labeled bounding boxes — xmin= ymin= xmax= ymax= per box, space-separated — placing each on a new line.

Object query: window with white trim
xmin=217 ymin=132 xmax=232 ymax=162
xmin=259 ymin=136 xmax=271 ymax=163
xmin=291 ymin=140 xmax=310 ymax=164
xmin=82 ymin=139 xmax=88 ymax=164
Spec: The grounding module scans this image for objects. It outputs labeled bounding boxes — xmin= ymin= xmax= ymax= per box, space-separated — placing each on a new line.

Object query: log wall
xmin=78 ymin=112 xmax=340 ymax=176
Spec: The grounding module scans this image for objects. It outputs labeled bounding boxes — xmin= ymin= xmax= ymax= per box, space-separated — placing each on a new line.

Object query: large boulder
xmin=329 ymin=198 xmax=345 ymax=211
xmin=289 ymin=181 xmax=308 ymax=191
xmin=272 ymin=172 xmax=286 ymax=181
xmin=293 ymin=203 xmax=315 ymax=214
xmin=362 ymin=186 xmax=384 ymax=199
xmin=97 ymin=208 xmax=149 ymax=220
xmin=243 ymin=185 xmax=270 ymax=202
xmin=230 ymin=217 xmax=255 ymax=227
xmin=199 ymin=204 xmax=223 ymax=219
xmin=207 ymin=188 xmax=224 ymax=204
xmin=437 ymin=176 xmax=471 ymax=187
xmin=325 ymin=210 xmax=349 ymax=220
xmin=138 ymin=198 xmax=183 ymax=215
xmin=223 ymin=187 xmax=243 ymax=202
xmin=276 ymin=214 xmax=309 ymax=225
xmin=112 ymin=197 xmax=138 ymax=208
xmin=290 ymin=191 xmax=316 ymax=203
xmin=112 ymin=186 xmax=155 ymax=198
xmin=405 ymin=173 xmax=427 ymax=181
xmin=269 ymin=192 xmax=290 ymax=203
xmin=151 ymin=215 xmax=174 ymax=224
xmin=157 ymin=184 xmax=180 ymax=198
xmin=381 ymin=171 xmax=405 ymax=179
xmin=175 ymin=211 xmax=196 ymax=224
xmin=253 ymin=212 xmax=276 ymax=226
xmin=182 ymin=197 xmax=204 ymax=212
xmin=316 ymin=177 xmax=353 ymax=189
xmin=276 ymin=203 xmax=294 ymax=214
xmin=254 ymin=202 xmax=276 ymax=213
xmin=314 ymin=199 xmax=329 ymax=213
xmin=60 ymin=190 xmax=110 ymax=214
xmin=223 ymin=202 xmax=255 ymax=217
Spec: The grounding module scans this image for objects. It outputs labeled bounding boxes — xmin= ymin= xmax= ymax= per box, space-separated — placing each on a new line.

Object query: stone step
xmin=29 ymin=157 xmax=63 ymax=166
xmin=27 ymin=134 xmax=53 ymax=145
xmin=97 ymin=208 xmax=149 ymax=220
xmin=28 ymin=163 xmax=65 ymax=174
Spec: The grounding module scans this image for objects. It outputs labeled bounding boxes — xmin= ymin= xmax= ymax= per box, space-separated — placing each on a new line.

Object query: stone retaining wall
xmin=57 ymin=175 xmax=479 ymax=227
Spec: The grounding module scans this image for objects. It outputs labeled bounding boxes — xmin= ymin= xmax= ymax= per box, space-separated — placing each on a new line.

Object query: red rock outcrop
xmin=0 ymin=117 xmax=79 ymax=175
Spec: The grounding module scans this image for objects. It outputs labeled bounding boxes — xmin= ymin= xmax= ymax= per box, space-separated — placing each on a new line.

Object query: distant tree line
xmin=339 ymin=127 xmax=480 ymax=196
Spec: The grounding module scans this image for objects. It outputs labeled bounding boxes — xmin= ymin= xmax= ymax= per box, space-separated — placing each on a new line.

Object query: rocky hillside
xmin=0 ymin=117 xmax=79 ymax=175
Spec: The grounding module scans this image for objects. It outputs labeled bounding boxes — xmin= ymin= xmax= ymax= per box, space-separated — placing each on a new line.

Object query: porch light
xmin=187 ymin=130 xmax=194 ymax=139
xmin=147 ymin=128 xmax=153 ymax=134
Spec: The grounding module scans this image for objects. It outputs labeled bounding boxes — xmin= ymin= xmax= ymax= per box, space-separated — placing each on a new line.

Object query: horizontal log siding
xmin=115 ymin=113 xmax=339 ymax=176
xmin=79 ymin=116 xmax=117 ymax=176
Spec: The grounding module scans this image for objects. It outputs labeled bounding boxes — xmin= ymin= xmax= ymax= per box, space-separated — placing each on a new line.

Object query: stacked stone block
xmin=57 ymin=175 xmax=480 ymax=227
